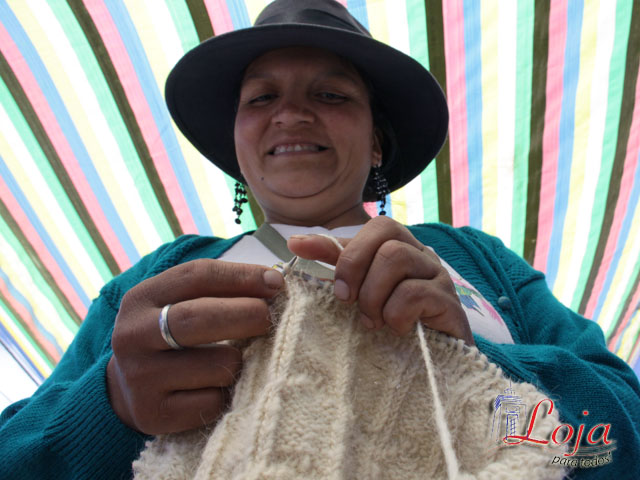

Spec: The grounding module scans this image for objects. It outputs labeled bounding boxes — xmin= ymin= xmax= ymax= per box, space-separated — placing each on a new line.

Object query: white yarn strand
xmin=416 ymin=323 xmax=462 ymax=480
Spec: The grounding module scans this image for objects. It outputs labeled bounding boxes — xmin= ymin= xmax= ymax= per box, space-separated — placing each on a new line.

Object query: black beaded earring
xmin=372 ymin=165 xmax=390 ymax=216
xmin=232 ymin=182 xmax=248 ymax=224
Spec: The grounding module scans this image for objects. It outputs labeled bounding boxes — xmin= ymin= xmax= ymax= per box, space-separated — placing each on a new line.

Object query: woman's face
xmin=234 ymin=47 xmax=381 ymax=227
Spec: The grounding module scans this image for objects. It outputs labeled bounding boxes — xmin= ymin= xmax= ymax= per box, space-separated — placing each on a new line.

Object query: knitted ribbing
xmin=133 ymin=273 xmax=568 ymax=480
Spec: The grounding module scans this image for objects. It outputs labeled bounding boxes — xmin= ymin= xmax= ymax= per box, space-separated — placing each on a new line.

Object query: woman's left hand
xmin=288 ymin=216 xmax=474 ymax=345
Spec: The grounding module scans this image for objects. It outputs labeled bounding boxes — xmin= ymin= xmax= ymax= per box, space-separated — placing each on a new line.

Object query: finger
xmin=142 ymin=387 xmax=230 ymax=435
xmin=124 ymin=259 xmax=284 ymax=312
xmin=151 ymin=344 xmax=243 ymax=391
xmin=357 ymin=240 xmax=444 ymax=328
xmin=159 ymin=297 xmax=271 ymax=350
xmin=381 ymin=279 xmax=470 ymax=341
xmin=287 ymin=234 xmax=350 ymax=265
xmin=333 ymin=216 xmax=425 ymax=303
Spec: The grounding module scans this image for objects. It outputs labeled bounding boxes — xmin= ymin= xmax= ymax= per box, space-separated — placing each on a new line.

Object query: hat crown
xmin=254 ymin=0 xmax=371 ymax=37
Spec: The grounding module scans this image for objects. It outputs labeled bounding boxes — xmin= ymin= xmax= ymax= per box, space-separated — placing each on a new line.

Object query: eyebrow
xmin=241 ymin=69 xmax=363 ymax=87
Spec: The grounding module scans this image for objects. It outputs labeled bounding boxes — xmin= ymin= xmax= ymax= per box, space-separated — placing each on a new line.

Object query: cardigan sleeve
xmin=466 ymin=228 xmax=640 ymax=479
xmin=0 ymin=234 xmax=235 ymax=479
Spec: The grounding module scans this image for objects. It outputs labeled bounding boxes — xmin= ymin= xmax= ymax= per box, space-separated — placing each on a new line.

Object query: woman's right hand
xmin=106 ymin=259 xmax=284 ymax=435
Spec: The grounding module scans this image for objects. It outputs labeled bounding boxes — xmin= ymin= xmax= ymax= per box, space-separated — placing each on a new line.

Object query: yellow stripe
xmin=554 ymin=0 xmax=600 ymax=302
xmin=245 ymin=0 xmax=272 ymax=24
xmin=596 ymin=200 xmax=640 ymax=333
xmin=12 ymin=1 xmax=161 ymax=257
xmin=480 ymin=0 xmax=499 ymax=236
xmin=0 ymin=234 xmax=75 ymax=349
xmin=0 ymin=307 xmax=52 ymax=377
xmin=0 ymin=113 xmax=104 ymax=299
xmin=366 ymin=0 xmax=390 ymax=44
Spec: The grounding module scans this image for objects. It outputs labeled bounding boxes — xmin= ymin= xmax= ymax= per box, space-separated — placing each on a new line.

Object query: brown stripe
xmin=68 ymin=0 xmax=184 ymax=240
xmin=607 ymin=270 xmax=640 ymax=349
xmin=0 ymin=197 xmax=82 ymax=326
xmin=186 ymin=0 xmax=215 ymax=42
xmin=425 ymin=0 xmax=452 ymax=225
xmin=0 ymin=51 xmax=121 ymax=277
xmin=523 ymin=0 xmax=550 ymax=265
xmin=579 ymin=1 xmax=640 ymax=315
xmin=0 ymin=290 xmax=57 ymax=367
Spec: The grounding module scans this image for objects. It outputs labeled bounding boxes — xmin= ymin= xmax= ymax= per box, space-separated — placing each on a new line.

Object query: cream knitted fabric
xmin=133 ymin=274 xmax=568 ymax=480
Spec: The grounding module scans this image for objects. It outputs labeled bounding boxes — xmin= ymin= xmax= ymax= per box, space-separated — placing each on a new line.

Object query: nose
xmin=271 ymin=96 xmax=315 ymax=127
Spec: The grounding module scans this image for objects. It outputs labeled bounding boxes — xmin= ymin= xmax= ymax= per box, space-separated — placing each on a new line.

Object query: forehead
xmin=242 ymin=46 xmax=365 ymax=85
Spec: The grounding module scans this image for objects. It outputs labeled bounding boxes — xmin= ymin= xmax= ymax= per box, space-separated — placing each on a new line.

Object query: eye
xmin=317 ymin=92 xmax=347 ymax=102
xmin=247 ymin=93 xmax=277 ymax=105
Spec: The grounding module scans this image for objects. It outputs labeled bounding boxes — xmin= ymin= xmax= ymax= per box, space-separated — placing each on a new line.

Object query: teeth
xmin=273 ymin=144 xmax=322 ymax=155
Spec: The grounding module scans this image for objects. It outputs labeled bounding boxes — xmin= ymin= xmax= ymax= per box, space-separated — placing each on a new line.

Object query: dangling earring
xmin=372 ymin=164 xmax=390 ymax=216
xmin=232 ymin=182 xmax=248 ymax=224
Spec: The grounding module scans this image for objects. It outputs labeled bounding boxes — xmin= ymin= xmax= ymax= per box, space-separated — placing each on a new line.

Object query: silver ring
xmin=158 ymin=304 xmax=183 ymax=350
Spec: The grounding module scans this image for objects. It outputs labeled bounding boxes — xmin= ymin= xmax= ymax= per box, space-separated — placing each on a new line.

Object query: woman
xmin=1 ymin=1 xmax=638 ymax=479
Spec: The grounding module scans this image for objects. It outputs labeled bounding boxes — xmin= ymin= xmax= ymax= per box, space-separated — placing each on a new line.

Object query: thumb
xmin=287 ymin=234 xmax=350 ymax=266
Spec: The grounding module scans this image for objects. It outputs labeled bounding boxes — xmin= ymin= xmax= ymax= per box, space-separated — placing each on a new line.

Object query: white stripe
xmin=0 ymin=104 xmax=105 ymax=296
xmin=22 ymin=0 xmax=162 ymax=253
xmin=385 ymin=0 xmax=411 ymax=55
xmin=496 ymin=0 xmax=516 ymax=247
xmin=558 ymin=0 xmax=616 ymax=306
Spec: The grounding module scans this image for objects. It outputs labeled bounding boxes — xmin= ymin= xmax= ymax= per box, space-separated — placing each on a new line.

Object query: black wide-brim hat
xmin=165 ymin=0 xmax=449 ymax=200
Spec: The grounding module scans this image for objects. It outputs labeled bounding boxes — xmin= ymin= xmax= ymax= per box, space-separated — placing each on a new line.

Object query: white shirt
xmin=220 ymin=224 xmax=514 ymax=344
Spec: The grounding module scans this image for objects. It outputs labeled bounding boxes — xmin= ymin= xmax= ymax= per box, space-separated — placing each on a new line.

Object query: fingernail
xmin=359 ymin=313 xmax=374 ymax=329
xmin=263 ymin=269 xmax=284 ymax=289
xmin=334 ymin=279 xmax=350 ymax=301
xmin=289 ymin=234 xmax=311 ymax=241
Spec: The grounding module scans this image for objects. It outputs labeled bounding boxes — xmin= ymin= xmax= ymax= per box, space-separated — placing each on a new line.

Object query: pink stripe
xmin=607 ymin=282 xmax=640 ymax=352
xmin=204 ymin=0 xmax=235 ymax=35
xmin=0 ymin=277 xmax=61 ymax=362
xmin=336 ymin=0 xmax=348 ymax=7
xmin=0 ymin=177 xmax=88 ymax=318
xmin=585 ymin=65 xmax=640 ymax=319
xmin=84 ymin=1 xmax=198 ymax=234
xmin=443 ymin=0 xmax=469 ymax=226
xmin=0 ymin=22 xmax=131 ymax=270
xmin=533 ymin=0 xmax=567 ymax=272
xmin=363 ymin=202 xmax=378 ymax=218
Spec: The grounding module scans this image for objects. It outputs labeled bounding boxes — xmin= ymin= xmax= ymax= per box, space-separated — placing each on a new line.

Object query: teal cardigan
xmin=2 ymin=224 xmax=639 ymax=479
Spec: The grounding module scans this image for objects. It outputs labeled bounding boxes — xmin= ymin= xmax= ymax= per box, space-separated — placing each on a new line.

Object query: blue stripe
xmin=227 ymin=0 xmax=252 ymax=28
xmin=545 ymin=0 xmax=584 ymax=287
xmin=0 ymin=268 xmax=64 ymax=356
xmin=463 ymin=0 xmax=483 ymax=229
xmin=0 ymin=3 xmax=141 ymax=264
xmin=593 ymin=150 xmax=640 ymax=324
xmin=0 ymin=157 xmax=91 ymax=308
xmin=0 ymin=320 xmax=45 ymax=384
xmin=347 ymin=0 xmax=370 ymax=29
xmin=103 ymin=0 xmax=212 ymax=235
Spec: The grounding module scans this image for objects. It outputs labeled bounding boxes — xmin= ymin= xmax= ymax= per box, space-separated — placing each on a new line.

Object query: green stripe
xmin=606 ymin=254 xmax=640 ymax=341
xmin=0 ymin=51 xmax=121 ymax=278
xmin=578 ymin=0 xmax=639 ymax=315
xmin=425 ymin=0 xmax=451 ymax=225
xmin=53 ymin=0 xmax=175 ymax=246
xmin=406 ymin=0 xmax=438 ymax=222
xmin=510 ymin=0 xmax=535 ymax=257
xmin=165 ymin=0 xmax=203 ymax=50
xmin=0 ymin=76 xmax=112 ymax=288
xmin=0 ymin=195 xmax=81 ymax=329
xmin=523 ymin=0 xmax=550 ymax=265
xmin=0 ymin=291 xmax=56 ymax=369
xmin=67 ymin=0 xmax=182 ymax=241
xmin=185 ymin=0 xmax=215 ymax=42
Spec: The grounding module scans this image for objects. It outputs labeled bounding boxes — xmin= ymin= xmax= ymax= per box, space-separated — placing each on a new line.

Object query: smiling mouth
xmin=270 ymin=144 xmax=328 ymax=155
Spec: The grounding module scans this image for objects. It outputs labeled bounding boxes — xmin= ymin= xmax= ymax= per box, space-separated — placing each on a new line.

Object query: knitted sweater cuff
xmin=45 ymin=353 xmax=147 ymax=479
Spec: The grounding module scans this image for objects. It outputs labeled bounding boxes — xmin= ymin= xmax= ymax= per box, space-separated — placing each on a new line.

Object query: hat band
xmin=256 ymin=8 xmax=371 ymax=37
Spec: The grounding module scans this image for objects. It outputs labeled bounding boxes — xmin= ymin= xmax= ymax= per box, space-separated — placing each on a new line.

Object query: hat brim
xmin=165 ymin=24 xmax=449 ymax=199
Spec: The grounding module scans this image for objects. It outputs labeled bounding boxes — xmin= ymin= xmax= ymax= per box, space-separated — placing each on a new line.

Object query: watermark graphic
xmin=490 ymin=386 xmax=616 ymax=469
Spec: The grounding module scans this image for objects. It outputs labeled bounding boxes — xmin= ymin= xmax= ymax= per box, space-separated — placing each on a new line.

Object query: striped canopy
xmin=1 ymin=0 xmax=639 ymax=402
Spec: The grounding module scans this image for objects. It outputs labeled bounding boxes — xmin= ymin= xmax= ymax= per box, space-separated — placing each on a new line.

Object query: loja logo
xmin=491 ymin=387 xmax=615 ymax=468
